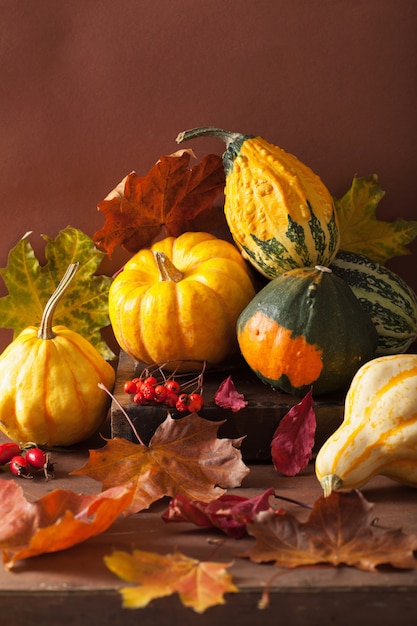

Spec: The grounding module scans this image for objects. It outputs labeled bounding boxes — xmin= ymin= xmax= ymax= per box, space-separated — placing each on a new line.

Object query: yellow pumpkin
xmin=0 ymin=264 xmax=115 ymax=446
xmin=108 ymin=231 xmax=256 ymax=370
xmin=315 ymin=353 xmax=417 ymax=495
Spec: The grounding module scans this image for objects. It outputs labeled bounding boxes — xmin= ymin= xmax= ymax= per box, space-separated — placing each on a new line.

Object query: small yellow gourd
xmin=0 ymin=264 xmax=115 ymax=446
xmin=315 ymin=353 xmax=417 ymax=495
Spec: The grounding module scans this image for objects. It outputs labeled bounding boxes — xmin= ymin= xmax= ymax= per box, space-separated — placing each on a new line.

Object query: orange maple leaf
xmin=93 ymin=150 xmax=225 ymax=255
xmin=242 ymin=489 xmax=417 ymax=571
xmin=105 ymin=549 xmax=238 ymax=613
xmin=0 ymin=479 xmax=134 ymax=568
xmin=73 ymin=413 xmax=249 ymax=516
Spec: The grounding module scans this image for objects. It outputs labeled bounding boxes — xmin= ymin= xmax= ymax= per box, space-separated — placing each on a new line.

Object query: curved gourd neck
xmin=176 ymin=126 xmax=254 ymax=174
xmin=37 ymin=263 xmax=79 ymax=340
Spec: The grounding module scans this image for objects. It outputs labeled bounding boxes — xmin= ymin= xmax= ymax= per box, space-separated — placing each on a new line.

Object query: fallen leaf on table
xmin=162 ymin=488 xmax=278 ymax=539
xmin=271 ymin=388 xmax=316 ymax=476
xmin=73 ymin=412 xmax=249 ymax=516
xmin=335 ymin=175 xmax=417 ymax=264
xmin=214 ymin=375 xmax=248 ymax=412
xmin=242 ymin=489 xmax=417 ymax=571
xmin=0 ymin=479 xmax=134 ymax=568
xmin=105 ymin=549 xmax=237 ymax=613
xmin=93 ymin=150 xmax=225 ymax=256
xmin=0 ymin=227 xmax=114 ymax=359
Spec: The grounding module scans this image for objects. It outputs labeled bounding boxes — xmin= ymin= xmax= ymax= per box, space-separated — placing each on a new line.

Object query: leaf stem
xmin=273 ymin=492 xmax=312 ymax=509
xmin=98 ymin=382 xmax=145 ymax=446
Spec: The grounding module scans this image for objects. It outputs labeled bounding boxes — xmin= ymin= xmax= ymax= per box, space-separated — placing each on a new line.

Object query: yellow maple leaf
xmin=104 ymin=549 xmax=238 ymax=613
xmin=335 ymin=175 xmax=417 ymax=264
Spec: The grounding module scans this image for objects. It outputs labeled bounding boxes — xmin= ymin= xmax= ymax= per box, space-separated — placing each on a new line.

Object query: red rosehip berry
xmin=0 ymin=442 xmax=21 ymax=465
xmin=124 ymin=380 xmax=138 ymax=394
xmin=176 ymin=393 xmax=190 ymax=413
xmin=165 ymin=379 xmax=180 ymax=395
xmin=25 ymin=447 xmax=48 ymax=470
xmin=9 ymin=455 xmax=32 ymax=478
xmin=154 ymin=384 xmax=168 ymax=403
xmin=187 ymin=392 xmax=203 ymax=412
xmin=165 ymin=391 xmax=179 ymax=408
xmin=143 ymin=376 xmax=157 ymax=387
xmin=140 ymin=382 xmax=156 ymax=402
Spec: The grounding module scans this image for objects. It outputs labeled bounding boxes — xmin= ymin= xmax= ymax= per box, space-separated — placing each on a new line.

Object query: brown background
xmin=1 ymin=0 xmax=416 ymax=352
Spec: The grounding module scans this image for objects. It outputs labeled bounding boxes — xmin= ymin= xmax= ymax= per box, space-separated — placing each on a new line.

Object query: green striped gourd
xmin=330 ymin=250 xmax=417 ymax=355
xmin=176 ymin=127 xmax=340 ymax=278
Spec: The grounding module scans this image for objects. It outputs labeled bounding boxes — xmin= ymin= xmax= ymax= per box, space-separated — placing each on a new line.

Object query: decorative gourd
xmin=108 ymin=231 xmax=256 ymax=370
xmin=237 ymin=265 xmax=378 ymax=395
xmin=330 ymin=250 xmax=417 ymax=355
xmin=0 ymin=264 xmax=115 ymax=446
xmin=176 ymin=127 xmax=340 ymax=278
xmin=315 ymin=354 xmax=417 ymax=495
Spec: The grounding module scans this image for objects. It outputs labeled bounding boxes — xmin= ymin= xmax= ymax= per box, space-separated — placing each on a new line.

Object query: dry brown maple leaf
xmin=93 ymin=150 xmax=225 ymax=255
xmin=105 ymin=549 xmax=237 ymax=613
xmin=73 ymin=413 xmax=249 ymax=516
xmin=0 ymin=479 xmax=134 ymax=568
xmin=242 ymin=489 xmax=417 ymax=571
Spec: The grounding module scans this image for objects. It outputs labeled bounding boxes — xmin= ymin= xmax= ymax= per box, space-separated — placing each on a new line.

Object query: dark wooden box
xmin=110 ymin=351 xmax=345 ymax=462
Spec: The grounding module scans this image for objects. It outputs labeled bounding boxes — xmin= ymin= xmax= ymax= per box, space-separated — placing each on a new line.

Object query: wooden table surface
xmin=1 ymin=423 xmax=417 ymax=626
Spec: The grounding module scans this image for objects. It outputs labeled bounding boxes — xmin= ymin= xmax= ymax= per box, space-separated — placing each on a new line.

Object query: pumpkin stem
xmin=320 ymin=474 xmax=343 ymax=497
xmin=38 ymin=263 xmax=79 ymax=340
xmin=176 ymin=127 xmax=254 ymax=174
xmin=154 ymin=251 xmax=184 ymax=283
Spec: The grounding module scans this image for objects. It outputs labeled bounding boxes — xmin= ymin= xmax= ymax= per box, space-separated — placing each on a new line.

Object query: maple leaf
xmin=105 ymin=549 xmax=237 ymax=613
xmin=0 ymin=227 xmax=114 ymax=359
xmin=93 ymin=150 xmax=225 ymax=256
xmin=271 ymin=388 xmax=316 ymax=476
xmin=242 ymin=490 xmax=417 ymax=571
xmin=0 ymin=479 xmax=134 ymax=568
xmin=73 ymin=413 xmax=249 ymax=516
xmin=214 ymin=375 xmax=248 ymax=412
xmin=162 ymin=488 xmax=278 ymax=539
xmin=335 ymin=175 xmax=417 ymax=264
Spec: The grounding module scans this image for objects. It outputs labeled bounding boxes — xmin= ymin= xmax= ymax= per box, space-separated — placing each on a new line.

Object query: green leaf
xmin=335 ymin=175 xmax=417 ymax=264
xmin=0 ymin=227 xmax=114 ymax=359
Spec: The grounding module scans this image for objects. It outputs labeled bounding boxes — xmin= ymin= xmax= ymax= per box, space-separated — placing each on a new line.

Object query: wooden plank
xmin=111 ymin=351 xmax=345 ymax=460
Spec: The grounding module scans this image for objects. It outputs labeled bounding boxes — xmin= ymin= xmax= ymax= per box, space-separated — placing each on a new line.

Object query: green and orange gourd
xmin=177 ymin=127 xmax=340 ymax=278
xmin=236 ymin=265 xmax=378 ymax=396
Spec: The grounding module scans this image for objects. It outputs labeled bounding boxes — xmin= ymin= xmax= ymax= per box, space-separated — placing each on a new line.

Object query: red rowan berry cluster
xmin=124 ymin=366 xmax=204 ymax=414
xmin=0 ymin=441 xmax=54 ymax=480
